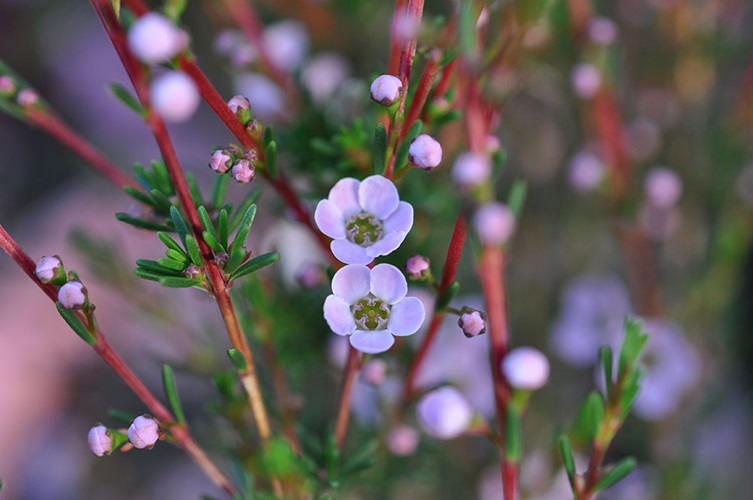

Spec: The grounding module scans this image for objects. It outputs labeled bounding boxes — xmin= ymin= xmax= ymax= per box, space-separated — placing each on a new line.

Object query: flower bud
xmin=405 ymin=255 xmax=431 ymax=280
xmin=58 ymin=281 xmax=87 ymax=309
xmin=209 ymin=149 xmax=233 ymax=174
xmin=127 ymin=415 xmax=160 ymax=449
xmin=87 ymin=425 xmax=113 ymax=457
xmin=17 ymin=88 xmax=39 ymax=108
xmin=231 ymin=159 xmax=255 ymax=183
xmin=451 ymin=152 xmax=492 ymax=188
xmin=214 ymin=251 xmax=230 ymax=269
xmin=588 ymin=17 xmax=618 ymax=46
xmin=571 ymin=63 xmax=601 ymax=99
xmin=473 ymin=203 xmax=516 ymax=246
xmin=263 ymin=20 xmax=309 ymax=73
xmin=295 ymin=263 xmax=325 ymax=289
xmin=246 ymin=119 xmax=263 ymax=140
xmin=408 ymin=134 xmax=443 ymax=170
xmin=227 ymin=95 xmax=252 ymax=124
xmin=387 ymin=424 xmax=419 ymax=456
xmin=150 ymin=71 xmax=200 ymax=123
xmin=361 ymin=358 xmax=387 ymax=385
xmin=0 ymin=75 xmax=16 ymax=97
xmin=183 ymin=264 xmax=204 ymax=280
xmin=568 ymin=151 xmax=605 ymax=193
xmin=416 ymin=386 xmax=473 ymax=439
xmin=644 ymin=167 xmax=682 ymax=209
xmin=35 ymin=255 xmax=66 ymax=285
xmin=501 ymin=347 xmax=550 ymax=391
xmin=127 ymin=13 xmax=188 ymax=64
xmin=458 ymin=307 xmax=486 ymax=338
xmin=370 ymin=75 xmax=403 ymax=106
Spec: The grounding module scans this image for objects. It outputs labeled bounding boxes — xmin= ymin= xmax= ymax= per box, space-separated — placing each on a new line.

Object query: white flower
xmin=370 ymin=74 xmax=403 ymax=106
xmin=473 ymin=202 xmax=516 ymax=246
xmin=315 ymin=175 xmax=413 ymax=265
xmin=58 ymin=281 xmax=87 ymax=309
xmin=150 ymin=71 xmax=200 ymax=123
xmin=502 ymin=347 xmax=550 ymax=391
xmin=644 ymin=167 xmax=682 ymax=208
xmin=571 ymin=63 xmax=601 ymax=99
xmin=87 ymin=425 xmax=112 ymax=457
xmin=34 ymin=255 xmax=64 ymax=284
xmin=127 ymin=13 xmax=188 ymax=64
xmin=262 ymin=20 xmax=309 ymax=73
xmin=127 ymin=415 xmax=160 ymax=449
xmin=231 ymin=159 xmax=255 ymax=183
xmin=209 ymin=150 xmax=232 ymax=173
xmin=451 ymin=151 xmax=492 ymax=188
xmin=408 ymin=134 xmax=443 ymax=170
xmin=323 ymin=264 xmax=425 ymax=354
xmin=416 ymin=386 xmax=473 ymax=439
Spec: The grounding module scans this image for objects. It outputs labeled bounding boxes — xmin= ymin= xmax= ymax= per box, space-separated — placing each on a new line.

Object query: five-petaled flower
xmin=315 ymin=175 xmax=413 ymax=265
xmin=323 ymin=264 xmax=425 ymax=354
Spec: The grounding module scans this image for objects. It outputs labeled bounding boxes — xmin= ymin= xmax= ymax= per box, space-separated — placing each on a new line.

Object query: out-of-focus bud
xmin=214 ymin=252 xmax=230 ymax=269
xmin=452 ymin=152 xmax=492 ymax=189
xmin=405 ymin=255 xmax=431 ymax=280
xmin=246 ymin=119 xmax=263 ymax=140
xmin=183 ymin=264 xmax=204 ymax=280
xmin=262 ymin=20 xmax=309 ymax=73
xmin=35 ymin=255 xmax=66 ymax=285
xmin=417 ymin=386 xmax=473 ymax=439
xmin=227 ymin=95 xmax=252 ymax=124
xmin=458 ymin=307 xmax=487 ymax=338
xmin=58 ymin=281 xmax=87 ymax=309
xmin=473 ymin=203 xmax=516 ymax=246
xmin=150 ymin=71 xmax=200 ymax=123
xmin=0 ymin=75 xmax=16 ymax=97
xmin=370 ymin=75 xmax=403 ymax=107
xmin=17 ymin=88 xmax=39 ymax=108
xmin=387 ymin=424 xmax=420 ymax=456
xmin=408 ymin=134 xmax=443 ymax=170
xmin=127 ymin=415 xmax=160 ymax=449
xmin=361 ymin=358 xmax=387 ymax=385
xmin=295 ymin=263 xmax=325 ymax=289
xmin=644 ymin=167 xmax=682 ymax=209
xmin=568 ymin=151 xmax=605 ymax=193
xmin=87 ymin=425 xmax=113 ymax=457
xmin=231 ymin=159 xmax=255 ymax=184
xmin=209 ymin=149 xmax=232 ymax=174
xmin=302 ymin=53 xmax=350 ymax=104
xmin=501 ymin=347 xmax=550 ymax=391
xmin=588 ymin=17 xmax=618 ymax=45
xmin=485 ymin=135 xmax=501 ymax=154
xmin=127 ymin=13 xmax=188 ymax=64
xmin=571 ymin=63 xmax=601 ymax=99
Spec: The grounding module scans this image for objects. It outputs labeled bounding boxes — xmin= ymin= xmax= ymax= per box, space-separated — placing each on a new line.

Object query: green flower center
xmin=351 ymin=294 xmax=391 ymax=331
xmin=345 ymin=212 xmax=384 ymax=247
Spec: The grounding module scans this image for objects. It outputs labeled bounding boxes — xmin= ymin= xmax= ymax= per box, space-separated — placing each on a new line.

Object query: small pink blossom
xmin=452 ymin=152 xmax=492 ymax=188
xmin=17 ymin=88 xmax=39 ymax=107
xmin=370 ymin=75 xmax=403 ymax=106
xmin=408 ymin=134 xmax=443 ymax=170
xmin=231 ymin=159 xmax=255 ymax=183
xmin=571 ymin=63 xmax=601 ymax=99
xmin=209 ymin=150 xmax=232 ymax=174
xmin=568 ymin=151 xmax=606 ymax=193
xmin=302 ymin=53 xmax=350 ymax=104
xmin=262 ymin=20 xmax=309 ymax=73
xmin=0 ymin=75 xmax=15 ymax=96
xmin=58 ymin=281 xmax=87 ymax=309
xmin=34 ymin=255 xmax=64 ymax=284
xmin=150 ymin=71 xmax=200 ymax=123
xmin=502 ymin=347 xmax=550 ymax=391
xmin=127 ymin=13 xmax=188 ymax=64
xmin=417 ymin=386 xmax=473 ymax=439
xmin=387 ymin=424 xmax=420 ymax=456
xmin=87 ymin=425 xmax=112 ymax=457
xmin=127 ymin=415 xmax=160 ymax=449
xmin=405 ymin=255 xmax=431 ymax=280
xmin=588 ymin=17 xmax=618 ymax=45
xmin=644 ymin=167 xmax=682 ymax=208
xmin=458 ymin=308 xmax=486 ymax=338
xmin=473 ymin=203 xmax=516 ymax=246
xmin=361 ymin=358 xmax=387 ymax=385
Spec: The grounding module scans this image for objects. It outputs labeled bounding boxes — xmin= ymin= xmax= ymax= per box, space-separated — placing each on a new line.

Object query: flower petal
xmin=383 ymin=201 xmax=413 ymax=234
xmin=331 ymin=239 xmax=373 ymax=265
xmin=388 ymin=297 xmax=425 ymax=336
xmin=358 ymin=175 xmax=399 ymax=219
xmin=331 ymin=264 xmax=371 ymax=303
xmin=314 ymin=199 xmax=345 ymax=239
xmin=329 ymin=177 xmax=362 ymax=217
xmin=324 ymin=295 xmax=356 ymax=335
xmin=370 ymin=263 xmax=407 ymax=304
xmin=349 ymin=330 xmax=395 ymax=354
xmin=366 ymin=230 xmax=406 ymax=258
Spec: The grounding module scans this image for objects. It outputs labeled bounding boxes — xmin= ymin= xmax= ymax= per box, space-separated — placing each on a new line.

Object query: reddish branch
xmin=334 ymin=346 xmax=361 ymax=450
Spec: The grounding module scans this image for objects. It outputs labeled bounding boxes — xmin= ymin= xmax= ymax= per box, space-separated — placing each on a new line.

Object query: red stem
xmin=334 ymin=345 xmax=361 ymax=450
xmin=388 ymin=0 xmax=409 ymax=76
xmin=400 ymin=50 xmax=441 ymax=142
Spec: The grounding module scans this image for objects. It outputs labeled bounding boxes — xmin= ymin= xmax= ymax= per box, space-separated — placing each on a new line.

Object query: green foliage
xmin=162 ymin=364 xmax=186 ymax=425
xmin=56 ymin=302 xmax=96 ymax=345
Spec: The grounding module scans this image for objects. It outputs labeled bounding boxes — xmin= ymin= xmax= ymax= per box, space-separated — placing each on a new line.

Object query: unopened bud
xmin=458 ymin=307 xmax=486 ymax=338
xmin=568 ymin=151 xmax=605 ymax=193
xmin=405 ymin=255 xmax=431 ymax=280
xmin=214 ymin=251 xmax=230 ymax=269
xmin=183 ymin=264 xmax=204 ymax=280
xmin=231 ymin=159 xmax=255 ymax=183
xmin=473 ymin=203 xmax=516 ymax=246
xmin=387 ymin=424 xmax=419 ymax=456
xmin=295 ymin=263 xmax=325 ymax=289
xmin=417 ymin=386 xmax=473 ymax=439
xmin=58 ymin=281 xmax=87 ymax=309
xmin=17 ymin=88 xmax=39 ymax=108
xmin=588 ymin=17 xmax=618 ymax=46
xmin=127 ymin=415 xmax=160 ymax=449
xmin=150 ymin=71 xmax=200 ymax=123
xmin=451 ymin=152 xmax=492 ymax=188
xmin=361 ymin=358 xmax=387 ymax=385
xmin=501 ymin=347 xmax=550 ymax=391
xmin=370 ymin=74 xmax=403 ymax=106
xmin=35 ymin=255 xmax=66 ymax=285
xmin=209 ymin=149 xmax=232 ymax=174
xmin=408 ymin=134 xmax=443 ymax=170
xmin=0 ymin=76 xmax=16 ymax=97
xmin=246 ymin=119 xmax=263 ymax=139
xmin=244 ymin=149 xmax=259 ymax=163
xmin=644 ymin=167 xmax=682 ymax=209
xmin=227 ymin=95 xmax=252 ymax=124
xmin=571 ymin=63 xmax=601 ymax=99
xmin=127 ymin=13 xmax=188 ymax=64
xmin=87 ymin=425 xmax=113 ymax=457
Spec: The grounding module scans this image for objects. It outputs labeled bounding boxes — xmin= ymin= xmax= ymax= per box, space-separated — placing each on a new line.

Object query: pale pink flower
xmin=408 ymin=134 xmax=443 ymax=170
xmin=502 ymin=347 xmax=550 ymax=391
xmin=150 ymin=71 xmax=200 ymax=123
xmin=473 ymin=202 xmax=516 ymax=246
xmin=87 ymin=425 xmax=112 ymax=457
xmin=58 ymin=281 xmax=87 ymax=309
xmin=417 ymin=386 xmax=473 ymax=439
xmin=370 ymin=75 xmax=403 ymax=106
xmin=127 ymin=13 xmax=187 ymax=64
xmin=127 ymin=415 xmax=160 ymax=449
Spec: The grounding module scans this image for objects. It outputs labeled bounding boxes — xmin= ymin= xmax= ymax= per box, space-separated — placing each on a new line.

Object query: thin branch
xmin=334 ymin=345 xmax=361 ymax=450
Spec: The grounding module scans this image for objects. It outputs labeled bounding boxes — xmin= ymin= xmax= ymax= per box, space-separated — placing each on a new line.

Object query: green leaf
xmin=435 ymin=281 xmax=460 ymax=310
xmin=158 ymin=231 xmax=185 ymax=254
xmin=159 ymin=276 xmax=204 ymax=288
xmin=229 ymin=252 xmax=279 ymax=282
xmin=170 ymin=206 xmax=190 ymax=248
xmin=166 ymin=248 xmax=191 ymax=264
xmin=164 ymin=0 xmax=187 ymax=20
xmin=136 ymin=258 xmax=183 ymax=275
xmin=226 ymin=348 xmax=248 ymax=371
xmin=229 ymin=191 xmax=261 ymax=232
xmin=394 ymin=121 xmax=423 ymax=169
xmin=339 ymin=439 xmax=378 ymax=477
xmin=134 ymin=164 xmax=155 ymax=191
xmin=186 ymin=172 xmax=204 ymax=208
xmin=573 ymin=391 xmax=605 ymax=442
xmin=185 ymin=235 xmax=203 ymax=266
xmin=56 ymin=302 xmax=97 ymax=345
xmin=594 ymin=456 xmax=637 ymax=491
xmin=618 ymin=318 xmax=649 ymax=379
xmin=123 ymin=185 xmax=155 ymax=207
xmin=156 ymin=257 xmax=189 ymax=272
xmin=115 ymin=213 xmax=172 ymax=232
xmin=373 ymin=122 xmax=387 ymax=175
xmin=266 ymin=141 xmax=278 ymax=179
xmin=149 ymin=188 xmax=173 ymax=213
xmin=218 ymin=209 xmax=229 ymax=249
xmin=211 ymin=174 xmax=229 ymax=210
xmin=135 ymin=268 xmax=168 ymax=282
xmin=507 ymin=179 xmax=527 ymax=218
xmin=108 ymin=408 xmax=138 ymax=424
xmin=108 ymin=82 xmax=144 ymax=116
xmin=558 ymin=434 xmax=577 ymax=492
xmin=162 ymin=364 xmax=186 ymax=425
xmin=505 ymin=406 xmax=522 ymax=462
xmin=231 ymin=204 xmax=257 ymax=257
xmin=151 ymin=160 xmax=172 ymax=196
xmin=203 ymin=231 xmax=224 ymax=254
xmin=263 ymin=124 xmax=275 ymax=145
xmin=600 ymin=346 xmax=613 ymax=396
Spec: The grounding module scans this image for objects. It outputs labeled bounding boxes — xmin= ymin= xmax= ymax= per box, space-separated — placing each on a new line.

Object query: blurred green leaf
xmin=595 ymin=456 xmax=637 ymax=491
xmin=162 ymin=364 xmax=186 ymax=425
xmin=108 ymin=83 xmax=144 ymax=116
xmin=56 ymin=302 xmax=96 ymax=345
xmin=229 ymin=252 xmax=279 ymax=282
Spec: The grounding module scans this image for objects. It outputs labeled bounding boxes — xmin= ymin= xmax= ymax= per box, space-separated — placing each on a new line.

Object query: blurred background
xmin=1 ymin=0 xmax=753 ymax=498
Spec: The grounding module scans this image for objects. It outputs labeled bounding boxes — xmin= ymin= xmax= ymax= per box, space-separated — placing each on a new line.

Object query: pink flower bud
xmin=405 ymin=255 xmax=431 ymax=280
xmin=231 ymin=159 xmax=255 ymax=183
xmin=571 ymin=63 xmax=601 ymax=99
xmin=387 ymin=424 xmax=419 ymax=456
xmin=458 ymin=307 xmax=486 ymax=338
xmin=214 ymin=251 xmax=230 ymax=269
xmin=127 ymin=415 xmax=160 ymax=449
xmin=209 ymin=150 xmax=233 ymax=174
xmin=644 ymin=167 xmax=682 ymax=208
xmin=473 ymin=203 xmax=515 ymax=246
xmin=58 ymin=281 xmax=87 ymax=309
xmin=417 ymin=386 xmax=473 ymax=439
xmin=35 ymin=255 xmax=65 ymax=284
xmin=296 ymin=263 xmax=325 ymax=289
xmin=588 ymin=17 xmax=618 ymax=45
xmin=568 ymin=151 xmax=605 ymax=193
xmin=183 ymin=264 xmax=204 ymax=280
xmin=452 ymin=152 xmax=492 ymax=188
xmin=263 ymin=20 xmax=310 ymax=73
xmin=227 ymin=95 xmax=252 ymax=124
xmin=361 ymin=358 xmax=387 ymax=385
xmin=501 ymin=347 xmax=550 ymax=391
xmin=0 ymin=75 xmax=16 ymax=96
xmin=150 ymin=71 xmax=200 ymax=123
xmin=17 ymin=88 xmax=39 ymax=107
xmin=127 ymin=13 xmax=188 ymax=64
xmin=370 ymin=75 xmax=403 ymax=106
xmin=408 ymin=134 xmax=443 ymax=170
xmin=87 ymin=425 xmax=113 ymax=457
xmin=485 ymin=135 xmax=501 ymax=154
